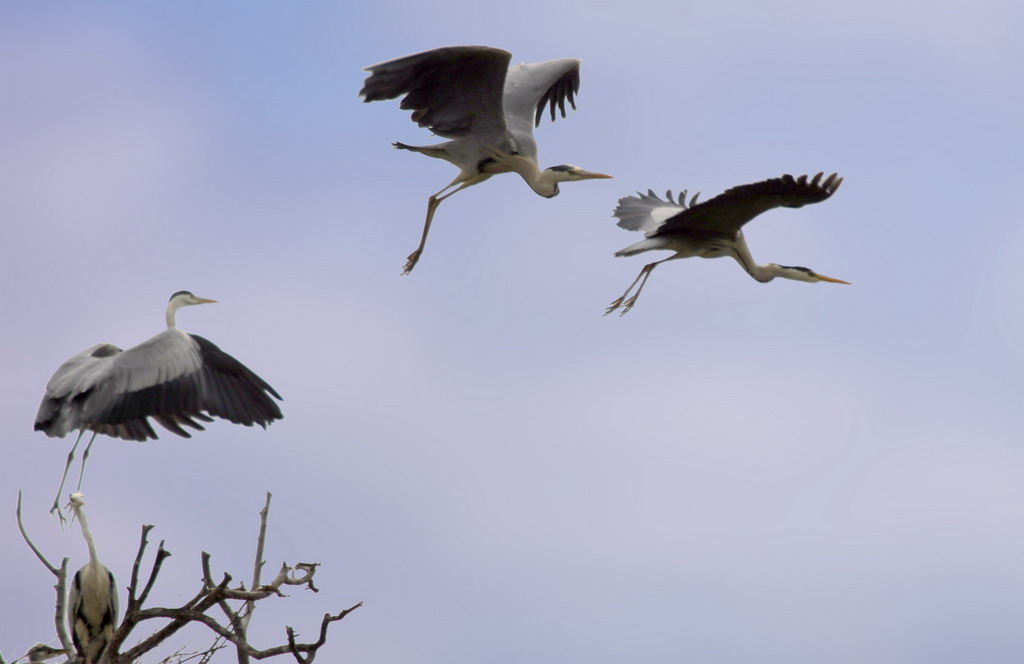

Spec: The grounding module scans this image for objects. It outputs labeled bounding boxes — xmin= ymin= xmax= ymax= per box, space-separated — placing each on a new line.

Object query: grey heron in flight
xmin=606 ymin=172 xmax=850 ymax=315
xmin=67 ymin=493 xmax=118 ymax=664
xmin=35 ymin=291 xmax=283 ymax=515
xmin=360 ymin=45 xmax=612 ymax=274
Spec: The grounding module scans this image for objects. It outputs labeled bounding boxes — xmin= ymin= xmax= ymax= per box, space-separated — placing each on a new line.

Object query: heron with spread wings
xmin=35 ymin=291 xmax=283 ymax=515
xmin=360 ymin=45 xmax=612 ymax=274
xmin=607 ymin=172 xmax=850 ymax=315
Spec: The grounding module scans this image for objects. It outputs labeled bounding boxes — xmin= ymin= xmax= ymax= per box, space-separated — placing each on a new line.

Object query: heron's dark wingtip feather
xmin=191 ymin=334 xmax=284 ymax=427
xmin=533 ymin=62 xmax=581 ymax=127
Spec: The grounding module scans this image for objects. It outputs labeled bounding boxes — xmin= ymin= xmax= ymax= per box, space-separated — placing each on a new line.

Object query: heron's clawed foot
xmin=50 ymin=500 xmax=70 ymax=528
xmin=604 ymin=297 xmax=625 ymax=316
xmin=605 ymin=295 xmax=638 ymax=316
xmin=403 ymin=249 xmax=422 ymax=275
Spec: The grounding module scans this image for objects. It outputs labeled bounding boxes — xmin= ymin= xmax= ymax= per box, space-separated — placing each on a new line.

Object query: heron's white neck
xmin=166 ymin=300 xmax=183 ymax=329
xmin=728 ymin=236 xmax=796 ymax=283
xmin=525 ymin=168 xmax=564 ymax=198
xmin=747 ymin=263 xmax=793 ymax=283
xmin=72 ymin=499 xmax=102 ymax=567
xmin=731 ymin=240 xmax=823 ymax=284
xmin=490 ymin=152 xmax=562 ymax=198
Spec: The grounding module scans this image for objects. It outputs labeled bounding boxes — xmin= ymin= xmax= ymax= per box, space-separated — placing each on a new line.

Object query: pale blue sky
xmin=3 ymin=1 xmax=1024 ymax=662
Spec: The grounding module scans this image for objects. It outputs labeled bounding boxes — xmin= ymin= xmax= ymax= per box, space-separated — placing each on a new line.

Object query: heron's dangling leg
xmin=606 ymin=266 xmax=650 ymax=315
xmin=605 ymin=260 xmax=663 ymax=316
xmin=403 ymin=174 xmax=488 ymax=275
xmin=51 ymin=429 xmax=91 ymax=521
xmin=403 ymin=194 xmax=442 ymax=275
xmin=76 ymin=431 xmax=100 ymax=492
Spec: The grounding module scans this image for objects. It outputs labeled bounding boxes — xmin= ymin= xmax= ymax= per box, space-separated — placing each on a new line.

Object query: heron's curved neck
xmin=745 ymin=263 xmax=787 ymax=283
xmin=526 ymin=168 xmax=562 ymax=197
xmin=165 ymin=301 xmax=181 ymax=329
xmin=729 ymin=234 xmax=778 ymax=283
xmin=73 ymin=503 xmax=102 ymax=566
xmin=731 ymin=240 xmax=817 ymax=283
xmin=492 ymin=152 xmax=558 ymax=197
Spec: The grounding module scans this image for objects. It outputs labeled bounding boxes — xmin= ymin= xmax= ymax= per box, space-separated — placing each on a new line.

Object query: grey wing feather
xmin=613 ymin=189 xmax=692 ymax=235
xmin=35 ymin=329 xmax=281 ymax=441
xmin=188 ymin=334 xmax=283 ymax=427
xmin=657 ymin=172 xmax=843 ymax=236
xmin=360 ymin=45 xmax=512 ymax=139
xmin=34 ymin=331 xmax=205 ymax=440
xmin=502 ymin=58 xmax=582 ymax=128
xmin=34 ymin=343 xmax=126 ymax=437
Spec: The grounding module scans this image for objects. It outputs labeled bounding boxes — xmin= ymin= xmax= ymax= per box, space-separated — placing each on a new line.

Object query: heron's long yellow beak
xmin=579 ymin=171 xmax=613 ymax=180
xmin=196 ymin=297 xmax=219 ymax=304
xmin=817 ymin=274 xmax=851 ymax=285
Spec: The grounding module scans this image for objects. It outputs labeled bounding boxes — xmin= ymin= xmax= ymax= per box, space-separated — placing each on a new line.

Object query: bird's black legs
xmin=51 ymin=430 xmax=94 ymax=522
xmin=403 ymin=179 xmax=476 ymax=275
xmin=605 ymin=262 xmax=661 ymax=316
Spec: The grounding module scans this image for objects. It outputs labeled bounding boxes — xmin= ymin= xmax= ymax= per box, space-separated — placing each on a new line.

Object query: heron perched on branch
xmin=68 ymin=493 xmax=118 ymax=664
xmin=606 ymin=172 xmax=850 ymax=315
xmin=360 ymin=45 xmax=612 ymax=273
xmin=35 ymin=291 xmax=283 ymax=514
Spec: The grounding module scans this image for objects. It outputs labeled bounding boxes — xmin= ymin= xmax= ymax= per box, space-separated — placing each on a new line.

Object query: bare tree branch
xmin=205 ymin=552 xmax=244 ymax=634
xmin=17 ymin=492 xmax=61 ymax=575
xmin=117 ymin=573 xmax=233 ymax=662
xmin=138 ymin=540 xmax=171 ymax=607
xmin=285 ymin=603 xmax=364 ymax=664
xmin=235 ymin=492 xmax=273 ymax=664
xmin=16 ymin=491 xmax=74 ymax=655
xmin=127 ymin=525 xmax=156 ymax=609
xmin=253 ymin=493 xmax=272 ymax=590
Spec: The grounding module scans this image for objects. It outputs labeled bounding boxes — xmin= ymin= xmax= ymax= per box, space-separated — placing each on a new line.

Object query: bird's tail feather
xmin=613 ymin=190 xmax=692 ymax=235
xmin=614 ymin=237 xmax=669 ymax=257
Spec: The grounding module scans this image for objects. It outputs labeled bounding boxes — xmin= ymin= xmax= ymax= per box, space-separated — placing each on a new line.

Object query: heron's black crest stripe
xmin=169 ymin=290 xmax=194 ymax=301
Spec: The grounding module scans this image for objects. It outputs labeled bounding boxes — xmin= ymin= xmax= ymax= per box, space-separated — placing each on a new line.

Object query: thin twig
xmin=138 ymin=541 xmax=171 ymax=606
xmin=204 ymin=552 xmax=243 ymax=632
xmin=16 ymin=491 xmax=60 ymax=574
